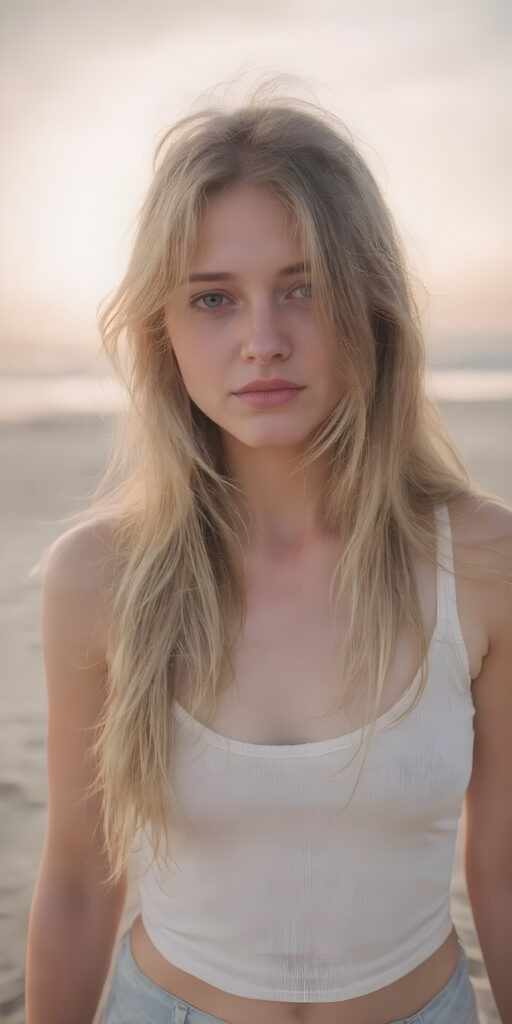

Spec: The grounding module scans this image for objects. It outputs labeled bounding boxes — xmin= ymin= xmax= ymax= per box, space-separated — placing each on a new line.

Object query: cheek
xmin=173 ymin=344 xmax=225 ymax=409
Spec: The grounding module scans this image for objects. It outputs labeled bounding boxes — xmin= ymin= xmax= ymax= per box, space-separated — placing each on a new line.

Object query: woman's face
xmin=164 ymin=182 xmax=344 ymax=451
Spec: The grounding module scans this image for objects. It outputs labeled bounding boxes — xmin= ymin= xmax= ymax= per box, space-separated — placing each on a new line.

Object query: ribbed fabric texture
xmin=137 ymin=503 xmax=475 ymax=1001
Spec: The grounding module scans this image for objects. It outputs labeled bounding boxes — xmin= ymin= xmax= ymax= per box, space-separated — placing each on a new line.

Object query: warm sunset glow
xmin=1 ymin=2 xmax=510 ymax=369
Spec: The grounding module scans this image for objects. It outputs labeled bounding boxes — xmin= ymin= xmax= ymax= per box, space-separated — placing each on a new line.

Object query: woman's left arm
xmin=462 ymin=504 xmax=512 ymax=1024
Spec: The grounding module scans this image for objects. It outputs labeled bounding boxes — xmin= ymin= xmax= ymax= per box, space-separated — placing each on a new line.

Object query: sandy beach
xmin=2 ymin=400 xmax=510 ymax=1023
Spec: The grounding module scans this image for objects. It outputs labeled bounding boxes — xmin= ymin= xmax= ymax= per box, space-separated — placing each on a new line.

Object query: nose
xmin=240 ymin=295 xmax=291 ymax=363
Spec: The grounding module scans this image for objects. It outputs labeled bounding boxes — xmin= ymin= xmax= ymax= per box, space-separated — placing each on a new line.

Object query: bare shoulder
xmin=448 ymin=493 xmax=512 ymax=581
xmin=44 ymin=516 xmax=118 ymax=582
xmin=449 ymin=493 xmax=512 ymax=646
xmin=42 ymin=517 xmax=119 ymax=659
xmin=449 ymin=492 xmax=512 ymax=548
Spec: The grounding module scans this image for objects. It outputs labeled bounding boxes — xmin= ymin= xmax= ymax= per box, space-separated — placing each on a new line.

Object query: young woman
xmin=25 ymin=86 xmax=512 ymax=1024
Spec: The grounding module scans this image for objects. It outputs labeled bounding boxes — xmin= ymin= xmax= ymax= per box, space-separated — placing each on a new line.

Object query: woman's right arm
xmin=25 ymin=523 xmax=128 ymax=1024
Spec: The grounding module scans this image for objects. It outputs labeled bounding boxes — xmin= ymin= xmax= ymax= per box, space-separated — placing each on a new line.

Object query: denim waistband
xmin=101 ymin=928 xmax=479 ymax=1024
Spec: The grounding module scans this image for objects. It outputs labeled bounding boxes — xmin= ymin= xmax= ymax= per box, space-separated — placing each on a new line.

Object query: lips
xmin=235 ymin=379 xmax=303 ymax=393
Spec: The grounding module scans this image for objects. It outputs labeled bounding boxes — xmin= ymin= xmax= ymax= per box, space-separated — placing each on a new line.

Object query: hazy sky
xmin=1 ymin=0 xmax=511 ymax=368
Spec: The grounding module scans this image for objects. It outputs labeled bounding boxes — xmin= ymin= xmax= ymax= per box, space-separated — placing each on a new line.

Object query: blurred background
xmin=1 ymin=1 xmax=510 ymax=1020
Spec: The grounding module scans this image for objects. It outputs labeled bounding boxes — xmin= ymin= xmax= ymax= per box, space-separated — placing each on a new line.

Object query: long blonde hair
xmin=32 ymin=81 xmax=511 ymax=890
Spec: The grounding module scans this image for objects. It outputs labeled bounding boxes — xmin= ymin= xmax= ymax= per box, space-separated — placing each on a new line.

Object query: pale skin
xmin=25 ymin=184 xmax=512 ymax=1023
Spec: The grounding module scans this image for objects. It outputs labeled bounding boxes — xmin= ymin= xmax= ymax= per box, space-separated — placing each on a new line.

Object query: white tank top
xmin=137 ymin=502 xmax=475 ymax=1001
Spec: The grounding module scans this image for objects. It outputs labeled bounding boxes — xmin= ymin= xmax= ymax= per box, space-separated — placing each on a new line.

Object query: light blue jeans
xmin=100 ymin=927 xmax=480 ymax=1023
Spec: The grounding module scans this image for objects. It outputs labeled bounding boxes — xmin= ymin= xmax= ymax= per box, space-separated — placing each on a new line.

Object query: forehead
xmin=190 ymin=183 xmax=301 ymax=268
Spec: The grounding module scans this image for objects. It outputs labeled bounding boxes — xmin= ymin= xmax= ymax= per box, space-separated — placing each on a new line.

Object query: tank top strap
xmin=433 ymin=502 xmax=457 ymax=625
xmin=433 ymin=501 xmax=473 ymax=694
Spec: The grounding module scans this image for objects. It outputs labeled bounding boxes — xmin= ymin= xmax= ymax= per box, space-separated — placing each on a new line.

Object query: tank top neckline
xmin=172 ymin=503 xmax=451 ymax=758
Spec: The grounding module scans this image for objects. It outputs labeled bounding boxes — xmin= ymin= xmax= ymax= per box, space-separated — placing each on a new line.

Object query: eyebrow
xmin=185 ymin=261 xmax=311 ymax=283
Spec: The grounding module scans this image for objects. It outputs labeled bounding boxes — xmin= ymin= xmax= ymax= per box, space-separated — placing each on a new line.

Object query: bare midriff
xmin=129 ymin=913 xmax=461 ymax=1024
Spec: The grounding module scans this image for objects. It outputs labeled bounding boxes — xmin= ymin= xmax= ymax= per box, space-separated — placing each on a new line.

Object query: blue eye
xmin=192 ymin=293 xmax=228 ymax=311
xmin=291 ymin=282 xmax=312 ymax=299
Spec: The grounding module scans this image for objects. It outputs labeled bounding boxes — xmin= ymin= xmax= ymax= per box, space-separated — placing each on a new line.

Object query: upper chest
xmin=175 ymin=525 xmax=488 ymax=746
